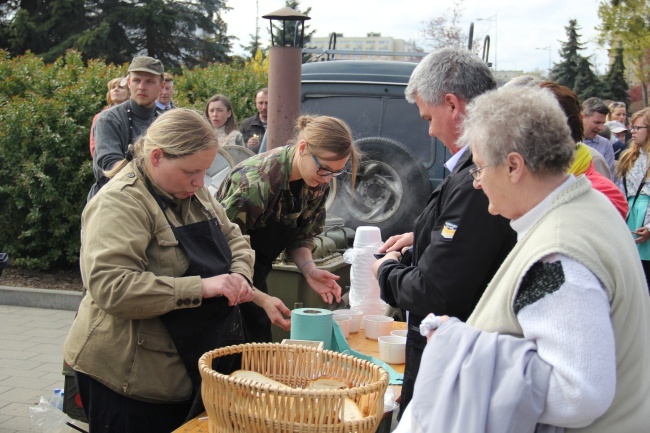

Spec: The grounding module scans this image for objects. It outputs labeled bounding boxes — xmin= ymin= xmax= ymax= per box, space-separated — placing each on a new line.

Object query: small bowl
xmin=363 ymin=315 xmax=394 ymax=340
xmin=390 ymin=329 xmax=408 ymax=338
xmin=378 ymin=336 xmax=406 ymax=364
xmin=333 ymin=315 xmax=351 ymax=338
xmin=333 ymin=309 xmax=363 ymax=333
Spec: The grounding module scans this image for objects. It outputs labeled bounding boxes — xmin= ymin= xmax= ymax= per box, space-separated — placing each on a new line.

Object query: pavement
xmin=0 ymin=287 xmax=86 ymax=433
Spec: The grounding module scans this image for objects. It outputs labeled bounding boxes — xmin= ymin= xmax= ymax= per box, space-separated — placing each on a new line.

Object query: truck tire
xmin=330 ymin=137 xmax=431 ymax=238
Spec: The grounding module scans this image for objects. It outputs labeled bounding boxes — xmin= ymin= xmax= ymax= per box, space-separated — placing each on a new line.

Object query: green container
xmin=267 ymin=235 xmax=351 ymax=342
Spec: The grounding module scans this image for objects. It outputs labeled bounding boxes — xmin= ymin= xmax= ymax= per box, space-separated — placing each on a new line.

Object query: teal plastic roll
xmin=290 ymin=308 xmax=333 ymax=350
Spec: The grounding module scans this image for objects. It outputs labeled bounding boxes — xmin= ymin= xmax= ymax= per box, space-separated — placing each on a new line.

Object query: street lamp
xmin=262 ymin=7 xmax=311 ymax=150
xmin=477 ymin=14 xmax=497 ymax=73
xmin=535 ymin=45 xmax=552 ymax=78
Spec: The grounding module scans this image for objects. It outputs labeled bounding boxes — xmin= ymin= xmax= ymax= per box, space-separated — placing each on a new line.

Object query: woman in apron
xmin=64 ymin=109 xmax=283 ymax=432
xmin=615 ymin=107 xmax=650 ymax=289
xmin=217 ymin=115 xmax=361 ymax=343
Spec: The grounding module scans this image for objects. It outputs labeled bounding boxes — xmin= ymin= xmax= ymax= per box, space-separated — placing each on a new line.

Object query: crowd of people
xmin=66 ymin=50 xmax=650 ymax=432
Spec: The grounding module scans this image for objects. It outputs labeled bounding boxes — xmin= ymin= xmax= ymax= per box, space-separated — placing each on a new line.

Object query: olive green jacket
xmin=64 ymin=161 xmax=254 ymax=403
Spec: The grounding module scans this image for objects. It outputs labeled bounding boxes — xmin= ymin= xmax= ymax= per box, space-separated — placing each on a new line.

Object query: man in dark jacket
xmin=372 ymin=48 xmax=517 ymax=417
xmin=239 ymin=87 xmax=268 ymax=153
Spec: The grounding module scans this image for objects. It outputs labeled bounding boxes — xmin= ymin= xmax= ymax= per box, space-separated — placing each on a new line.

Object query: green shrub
xmin=174 ymin=57 xmax=268 ymax=123
xmin=0 ymin=50 xmax=267 ymax=270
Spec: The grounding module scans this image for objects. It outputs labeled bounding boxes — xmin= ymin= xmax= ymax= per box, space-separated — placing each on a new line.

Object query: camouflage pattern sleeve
xmin=216 ymin=165 xmax=271 ymax=235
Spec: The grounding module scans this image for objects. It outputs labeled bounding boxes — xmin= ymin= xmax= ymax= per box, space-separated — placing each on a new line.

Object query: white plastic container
xmin=378 ymin=336 xmax=407 ymax=364
xmin=363 ymin=315 xmax=394 ymax=340
xmin=333 ymin=309 xmax=363 ymax=333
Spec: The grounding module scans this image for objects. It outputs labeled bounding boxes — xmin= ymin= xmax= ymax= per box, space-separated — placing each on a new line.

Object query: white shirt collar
xmin=445 ymin=145 xmax=469 ymax=172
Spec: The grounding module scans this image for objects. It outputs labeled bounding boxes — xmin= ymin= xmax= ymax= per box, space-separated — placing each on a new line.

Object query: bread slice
xmin=229 ymin=370 xmax=364 ymax=422
xmin=230 ymin=370 xmax=290 ymax=389
xmin=305 ymin=376 xmax=353 ymax=390
xmin=342 ymin=397 xmax=364 ymax=421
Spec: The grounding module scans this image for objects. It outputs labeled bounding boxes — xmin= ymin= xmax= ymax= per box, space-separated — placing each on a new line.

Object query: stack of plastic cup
xmin=344 ymin=226 xmax=388 ymax=315
xmin=353 ymin=226 xmax=382 ymax=248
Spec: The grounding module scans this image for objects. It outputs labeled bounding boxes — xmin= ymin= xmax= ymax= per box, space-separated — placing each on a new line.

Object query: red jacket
xmin=585 ymin=162 xmax=628 ymax=218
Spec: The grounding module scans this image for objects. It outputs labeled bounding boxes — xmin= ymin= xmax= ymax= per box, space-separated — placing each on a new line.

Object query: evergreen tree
xmin=550 ymin=19 xmax=585 ymax=91
xmin=598 ymin=0 xmax=650 ymax=106
xmin=573 ymin=56 xmax=603 ymax=102
xmin=0 ymin=0 xmax=233 ymax=69
xmin=601 ymin=46 xmax=629 ymax=105
xmin=0 ymin=0 xmax=89 ymax=62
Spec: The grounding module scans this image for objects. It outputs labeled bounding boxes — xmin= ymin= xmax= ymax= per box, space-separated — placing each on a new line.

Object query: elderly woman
xmin=396 ymin=86 xmax=650 ymax=433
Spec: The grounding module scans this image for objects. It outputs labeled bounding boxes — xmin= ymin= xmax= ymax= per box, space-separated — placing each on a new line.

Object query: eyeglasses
xmin=631 ymin=126 xmax=649 ymax=132
xmin=469 ymin=164 xmax=491 ymax=181
xmin=610 ymin=102 xmax=626 ymax=108
xmin=311 ymin=154 xmax=347 ymax=177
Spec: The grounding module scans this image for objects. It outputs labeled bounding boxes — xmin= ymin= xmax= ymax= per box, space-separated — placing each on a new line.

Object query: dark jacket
xmin=378 ymin=149 xmax=516 ymax=413
xmin=239 ymin=113 xmax=266 ymax=153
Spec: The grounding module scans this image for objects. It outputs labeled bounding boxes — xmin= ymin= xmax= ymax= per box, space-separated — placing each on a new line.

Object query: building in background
xmin=309 ymin=33 xmax=423 ymax=62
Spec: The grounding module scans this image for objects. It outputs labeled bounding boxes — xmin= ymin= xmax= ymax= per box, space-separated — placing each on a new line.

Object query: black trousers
xmin=74 ymin=371 xmax=191 ymax=433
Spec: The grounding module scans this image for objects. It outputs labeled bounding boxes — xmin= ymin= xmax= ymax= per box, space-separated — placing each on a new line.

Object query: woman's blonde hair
xmin=104 ymin=108 xmax=217 ymax=179
xmin=106 ymin=77 xmax=129 ymax=106
xmin=205 ymin=94 xmax=238 ymax=134
xmin=606 ymin=101 xmax=626 ymax=122
xmin=616 ymin=107 xmax=650 ymax=179
xmin=294 ymin=115 xmax=361 ymax=185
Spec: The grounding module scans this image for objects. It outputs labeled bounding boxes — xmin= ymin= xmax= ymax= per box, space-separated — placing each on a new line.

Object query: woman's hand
xmin=254 ymin=291 xmax=291 ymax=331
xmin=302 ymin=263 xmax=342 ymax=304
xmin=380 ymin=232 xmax=414 ymax=254
xmin=633 ymin=227 xmax=650 ymax=244
xmin=372 ymin=251 xmax=402 ymax=277
xmin=426 ymin=315 xmax=450 ymax=341
xmin=201 ymin=274 xmax=253 ymax=306
xmin=230 ymin=273 xmax=255 ymax=304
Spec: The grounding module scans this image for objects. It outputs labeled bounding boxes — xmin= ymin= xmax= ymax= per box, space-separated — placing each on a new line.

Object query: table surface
xmin=173 ymin=320 xmax=407 ymax=433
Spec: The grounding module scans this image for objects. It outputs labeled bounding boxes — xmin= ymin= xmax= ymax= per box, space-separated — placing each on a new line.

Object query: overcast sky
xmin=224 ymin=0 xmax=608 ymax=75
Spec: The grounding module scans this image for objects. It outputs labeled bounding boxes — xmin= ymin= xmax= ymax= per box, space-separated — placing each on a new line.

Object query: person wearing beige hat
xmin=88 ymin=56 xmax=166 ymax=201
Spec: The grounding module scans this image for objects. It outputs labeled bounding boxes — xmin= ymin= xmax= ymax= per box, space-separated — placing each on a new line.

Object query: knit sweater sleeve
xmin=516 ymin=253 xmax=615 ymax=428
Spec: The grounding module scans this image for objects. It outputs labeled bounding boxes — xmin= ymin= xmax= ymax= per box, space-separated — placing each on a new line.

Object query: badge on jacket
xmin=441 ymin=221 xmax=458 ymax=240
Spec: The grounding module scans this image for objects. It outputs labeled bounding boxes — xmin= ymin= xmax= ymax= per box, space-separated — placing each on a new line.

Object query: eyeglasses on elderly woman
xmin=469 ymin=164 xmax=492 ymax=181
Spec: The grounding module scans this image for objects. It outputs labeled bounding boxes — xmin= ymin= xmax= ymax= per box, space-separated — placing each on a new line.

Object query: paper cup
xmin=390 ymin=329 xmax=408 ymax=338
xmin=333 ymin=309 xmax=363 ymax=333
xmin=378 ymin=336 xmax=406 ymax=364
xmin=363 ymin=315 xmax=394 ymax=340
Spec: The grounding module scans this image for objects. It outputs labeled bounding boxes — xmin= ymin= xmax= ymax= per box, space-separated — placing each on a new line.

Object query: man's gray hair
xmin=582 ymin=97 xmax=609 ymax=117
xmin=405 ymin=48 xmax=496 ymax=105
xmin=461 ymin=86 xmax=575 ymax=177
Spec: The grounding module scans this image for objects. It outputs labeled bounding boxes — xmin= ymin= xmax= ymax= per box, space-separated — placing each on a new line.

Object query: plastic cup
xmin=390 ymin=329 xmax=408 ymax=338
xmin=378 ymin=336 xmax=406 ymax=364
xmin=353 ymin=226 xmax=382 ymax=248
xmin=333 ymin=309 xmax=363 ymax=333
xmin=363 ymin=315 xmax=394 ymax=340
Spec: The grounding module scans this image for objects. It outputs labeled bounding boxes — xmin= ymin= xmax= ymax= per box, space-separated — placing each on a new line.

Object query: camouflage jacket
xmin=217 ymin=145 xmax=329 ymax=253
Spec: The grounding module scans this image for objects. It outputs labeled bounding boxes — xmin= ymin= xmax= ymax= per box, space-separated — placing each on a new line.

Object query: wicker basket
xmin=199 ymin=342 xmax=389 ymax=433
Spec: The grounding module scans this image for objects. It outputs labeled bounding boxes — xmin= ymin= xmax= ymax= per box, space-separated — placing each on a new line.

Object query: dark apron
xmin=151 ymin=189 xmax=245 ymax=421
xmin=241 ymin=216 xmax=301 ymax=343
